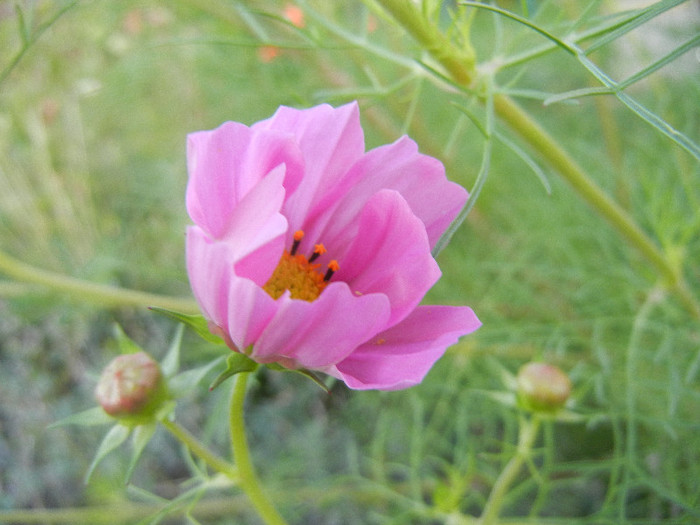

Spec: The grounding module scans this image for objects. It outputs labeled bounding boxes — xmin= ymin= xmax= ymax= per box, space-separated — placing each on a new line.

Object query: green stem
xmin=161 ymin=419 xmax=238 ymax=479
xmin=372 ymin=0 xmax=475 ymax=86
xmin=230 ymin=372 xmax=288 ymax=525
xmin=0 ymin=249 xmax=199 ymax=313
xmin=372 ymin=0 xmax=700 ymax=320
xmin=479 ymin=415 xmax=541 ymax=525
xmin=0 ymin=497 xmax=252 ymax=524
xmin=492 ymin=95 xmax=700 ymax=320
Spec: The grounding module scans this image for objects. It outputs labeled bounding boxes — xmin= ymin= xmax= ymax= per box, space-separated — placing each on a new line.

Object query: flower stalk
xmin=229 ymin=372 xmax=288 ymax=525
xmin=162 ymin=374 xmax=287 ymax=525
xmin=478 ymin=415 xmax=541 ymax=525
xmin=371 ymin=0 xmax=700 ymax=320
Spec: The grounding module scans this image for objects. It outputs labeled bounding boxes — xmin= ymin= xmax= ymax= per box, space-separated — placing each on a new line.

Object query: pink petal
xmin=226 ymin=275 xmax=279 ymax=350
xmin=334 ymin=305 xmax=481 ymax=390
xmin=335 ymin=190 xmax=441 ymax=326
xmin=185 ymin=227 xmax=233 ymax=332
xmin=223 ymin=163 xmax=288 ymax=273
xmin=318 ymin=136 xmax=467 ymax=250
xmin=252 ymin=102 xmax=365 ymax=248
xmin=186 ymin=122 xmax=303 ymax=239
xmin=251 ymin=282 xmax=390 ymax=369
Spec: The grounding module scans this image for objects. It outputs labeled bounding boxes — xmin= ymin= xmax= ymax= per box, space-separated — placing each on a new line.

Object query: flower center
xmin=263 ymin=230 xmax=338 ymax=302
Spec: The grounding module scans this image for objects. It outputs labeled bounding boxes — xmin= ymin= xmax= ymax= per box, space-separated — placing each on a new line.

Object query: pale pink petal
xmin=317 ymin=136 xmax=467 ymax=250
xmin=185 ymin=227 xmax=232 ymax=332
xmin=252 ymin=102 xmax=365 ymax=247
xmin=251 ymin=283 xmax=390 ymax=369
xmin=335 ymin=190 xmax=441 ymax=326
xmin=223 ymin=164 xmax=288 ymax=267
xmin=226 ymin=275 xmax=279 ymax=351
xmin=333 ymin=305 xmax=481 ymax=390
xmin=186 ymin=122 xmax=303 ymax=239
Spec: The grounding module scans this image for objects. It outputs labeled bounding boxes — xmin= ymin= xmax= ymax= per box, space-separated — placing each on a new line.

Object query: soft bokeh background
xmin=1 ymin=0 xmax=698 ymax=523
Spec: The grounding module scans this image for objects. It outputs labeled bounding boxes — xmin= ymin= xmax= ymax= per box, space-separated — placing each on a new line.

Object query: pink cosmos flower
xmin=185 ymin=102 xmax=480 ymax=390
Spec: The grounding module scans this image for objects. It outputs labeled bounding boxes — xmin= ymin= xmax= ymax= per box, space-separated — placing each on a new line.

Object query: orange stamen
xmin=291 ymin=230 xmax=304 ymax=255
xmin=324 ymin=260 xmax=339 ymax=282
xmin=309 ymin=243 xmax=326 ymax=263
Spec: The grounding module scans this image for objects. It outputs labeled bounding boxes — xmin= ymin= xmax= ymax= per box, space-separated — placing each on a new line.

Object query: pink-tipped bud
xmin=95 ymin=352 xmax=164 ymax=420
xmin=517 ymin=362 xmax=571 ymax=413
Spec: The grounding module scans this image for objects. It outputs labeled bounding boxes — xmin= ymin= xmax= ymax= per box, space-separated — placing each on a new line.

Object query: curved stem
xmin=161 ymin=419 xmax=238 ymax=479
xmin=0 ymin=249 xmax=199 ymax=313
xmin=491 ymin=95 xmax=700 ymax=320
xmin=371 ymin=0 xmax=476 ymax=85
xmin=230 ymin=372 xmax=288 ymax=525
xmin=371 ymin=0 xmax=700 ymax=320
xmin=479 ymin=415 xmax=541 ymax=525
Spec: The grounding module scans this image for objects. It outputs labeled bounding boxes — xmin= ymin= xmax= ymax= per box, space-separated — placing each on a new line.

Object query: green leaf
xmin=265 ymin=363 xmax=330 ymax=393
xmin=149 ymin=307 xmax=225 ymax=346
xmin=125 ymin=422 xmax=157 ymax=483
xmin=572 ymin=46 xmax=700 ymax=161
xmin=459 ymin=2 xmax=576 ymax=55
xmin=433 ymin=87 xmax=493 ymax=257
xmin=85 ymin=423 xmax=131 ymax=484
xmin=209 ymin=353 xmax=259 ymax=391
xmin=49 ymin=406 xmax=113 ymax=428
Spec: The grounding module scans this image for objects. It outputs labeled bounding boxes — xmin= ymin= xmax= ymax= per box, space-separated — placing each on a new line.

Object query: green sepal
xmin=265 ymin=363 xmax=330 ymax=393
xmin=125 ymin=422 xmax=157 ymax=483
xmin=49 ymin=406 xmax=113 ymax=428
xmin=84 ymin=423 xmax=130 ymax=484
xmin=209 ymin=353 xmax=259 ymax=391
xmin=149 ymin=306 xmax=225 ymax=346
xmin=161 ymin=324 xmax=184 ymax=377
xmin=113 ymin=323 xmax=145 ymax=354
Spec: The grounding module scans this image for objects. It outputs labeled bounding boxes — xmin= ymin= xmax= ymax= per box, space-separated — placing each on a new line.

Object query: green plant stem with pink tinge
xmin=372 ymin=0 xmax=700 ymax=320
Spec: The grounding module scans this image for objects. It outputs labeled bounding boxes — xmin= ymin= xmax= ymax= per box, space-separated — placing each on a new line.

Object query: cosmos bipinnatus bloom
xmin=185 ymin=102 xmax=480 ymax=390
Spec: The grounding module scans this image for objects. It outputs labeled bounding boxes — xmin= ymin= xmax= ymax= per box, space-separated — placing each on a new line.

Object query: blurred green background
xmin=0 ymin=0 xmax=698 ymax=523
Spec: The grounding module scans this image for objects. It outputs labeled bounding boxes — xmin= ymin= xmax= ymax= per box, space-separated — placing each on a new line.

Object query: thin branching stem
xmin=161 ymin=419 xmax=239 ymax=479
xmin=491 ymin=94 xmax=700 ymax=319
xmin=371 ymin=0 xmax=700 ymax=319
xmin=478 ymin=415 xmax=541 ymax=525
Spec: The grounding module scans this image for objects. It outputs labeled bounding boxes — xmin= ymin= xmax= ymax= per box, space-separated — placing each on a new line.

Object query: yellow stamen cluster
xmin=263 ymin=251 xmax=328 ymax=301
xmin=263 ymin=231 xmax=339 ymax=302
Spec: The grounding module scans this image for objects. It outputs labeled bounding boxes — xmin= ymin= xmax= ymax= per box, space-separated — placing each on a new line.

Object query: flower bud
xmin=95 ymin=352 xmax=165 ymax=422
xmin=516 ymin=362 xmax=571 ymax=413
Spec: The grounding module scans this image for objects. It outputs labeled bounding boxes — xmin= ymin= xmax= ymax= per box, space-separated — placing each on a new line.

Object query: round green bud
xmin=516 ymin=362 xmax=571 ymax=413
xmin=95 ymin=352 xmax=166 ymax=423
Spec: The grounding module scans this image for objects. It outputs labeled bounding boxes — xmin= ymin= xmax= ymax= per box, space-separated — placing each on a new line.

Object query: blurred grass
xmin=0 ymin=0 xmax=699 ymax=523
